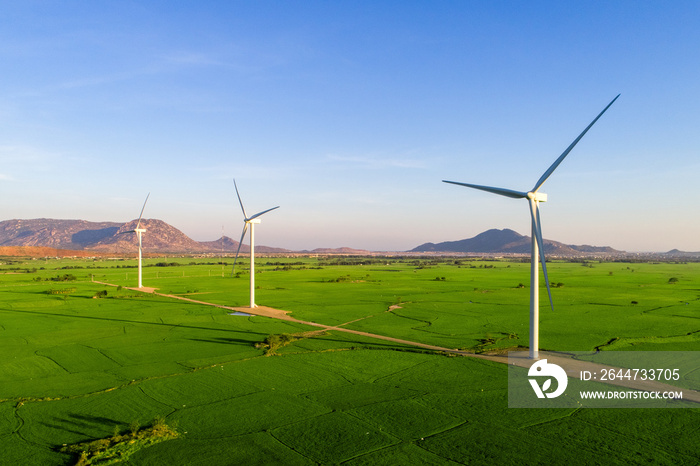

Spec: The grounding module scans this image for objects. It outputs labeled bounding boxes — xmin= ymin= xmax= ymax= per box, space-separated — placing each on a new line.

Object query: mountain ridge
xmin=0 ymin=219 xmax=667 ymax=257
xmin=410 ymin=228 xmax=621 ymax=255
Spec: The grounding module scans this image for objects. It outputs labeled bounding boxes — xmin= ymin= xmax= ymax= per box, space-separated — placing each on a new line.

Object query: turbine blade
xmin=532 ymin=94 xmax=620 ymax=192
xmin=442 ymin=180 xmax=527 ymax=199
xmin=231 ymin=224 xmax=248 ymax=277
xmin=248 ymin=206 xmax=280 ymax=220
xmin=234 ymin=179 xmax=248 ymax=220
xmin=529 ymin=200 xmax=554 ymax=312
xmin=136 ymin=193 xmax=150 ymax=230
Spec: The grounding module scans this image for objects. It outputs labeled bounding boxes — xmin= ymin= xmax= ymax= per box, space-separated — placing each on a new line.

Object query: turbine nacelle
xmin=527 ymin=192 xmax=547 ymax=202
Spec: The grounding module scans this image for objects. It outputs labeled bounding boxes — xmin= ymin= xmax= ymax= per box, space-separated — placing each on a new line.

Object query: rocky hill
xmin=410 ymin=228 xmax=621 ymax=256
xmin=0 ymin=219 xmax=287 ymax=254
xmin=90 ymin=219 xmax=206 ymax=253
xmin=0 ymin=219 xmax=121 ymax=249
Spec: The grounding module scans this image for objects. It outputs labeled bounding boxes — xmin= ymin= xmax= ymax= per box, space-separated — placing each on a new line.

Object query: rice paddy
xmin=0 ymin=256 xmax=698 ymax=464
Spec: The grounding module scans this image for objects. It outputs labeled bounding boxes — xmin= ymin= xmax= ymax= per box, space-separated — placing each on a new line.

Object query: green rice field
xmin=0 ymin=256 xmax=698 ymax=464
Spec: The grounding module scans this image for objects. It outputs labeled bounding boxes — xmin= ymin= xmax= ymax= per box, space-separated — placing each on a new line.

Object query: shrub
xmin=256 ymin=333 xmax=300 ymax=355
xmin=129 ymin=420 xmax=140 ymax=434
xmin=152 ymin=415 xmax=166 ymax=429
xmin=46 ymin=287 xmax=76 ymax=295
xmin=49 ymin=274 xmax=77 ymax=282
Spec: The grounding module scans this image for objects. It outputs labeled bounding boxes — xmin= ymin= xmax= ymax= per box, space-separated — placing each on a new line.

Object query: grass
xmin=0 ymin=256 xmax=698 ymax=464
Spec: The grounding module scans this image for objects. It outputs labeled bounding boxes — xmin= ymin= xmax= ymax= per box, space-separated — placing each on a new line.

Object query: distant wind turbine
xmin=231 ymin=179 xmax=279 ymax=308
xmin=123 ymin=193 xmax=150 ymax=289
xmin=443 ymin=94 xmax=620 ymax=359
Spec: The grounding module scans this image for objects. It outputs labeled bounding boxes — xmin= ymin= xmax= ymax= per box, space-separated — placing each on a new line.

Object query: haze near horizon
xmin=1 ymin=2 xmax=698 ymax=252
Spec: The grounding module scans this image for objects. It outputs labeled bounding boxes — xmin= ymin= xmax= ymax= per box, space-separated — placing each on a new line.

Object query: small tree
xmin=129 ymin=420 xmax=140 ymax=435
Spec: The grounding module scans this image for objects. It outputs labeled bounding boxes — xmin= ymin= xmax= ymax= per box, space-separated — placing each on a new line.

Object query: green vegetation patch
xmin=224 ymin=353 xmax=351 ymax=392
xmin=0 ymin=354 xmax=66 ymax=384
xmin=169 ymin=390 xmax=330 ymax=438
xmin=0 ymin=401 xmax=17 ymax=436
xmin=19 ymin=386 xmax=171 ymax=447
xmin=349 ymin=399 xmax=464 ymax=441
xmin=0 ymin=434 xmax=66 ymax=466
xmin=2 ymin=371 xmax=123 ymax=400
xmin=271 ymin=411 xmax=399 ymax=464
xmin=126 ymin=432 xmax=314 ymax=466
xmin=254 ymin=331 xmax=323 ymax=355
xmin=139 ymin=365 xmax=260 ymax=409
xmin=304 ymin=383 xmax=421 ymax=410
xmin=289 ymin=348 xmax=434 ymax=385
xmin=36 ymin=344 xmax=122 ymax=374
xmin=59 ymin=417 xmax=179 ymax=465
xmin=46 ymin=287 xmax=77 ymax=295
xmin=344 ymin=442 xmax=464 ymax=466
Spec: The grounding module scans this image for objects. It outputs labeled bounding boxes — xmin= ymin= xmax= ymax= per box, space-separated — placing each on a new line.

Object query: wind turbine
xmin=231 ymin=179 xmax=279 ymax=308
xmin=123 ymin=193 xmax=150 ymax=289
xmin=443 ymin=94 xmax=619 ymax=359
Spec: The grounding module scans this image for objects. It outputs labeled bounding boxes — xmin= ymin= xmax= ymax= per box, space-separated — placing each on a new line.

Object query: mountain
xmin=0 ymin=219 xmax=288 ymax=254
xmin=410 ymin=228 xmax=621 ymax=256
xmin=91 ymin=219 xmax=205 ymax=253
xmin=0 ymin=219 xmax=121 ymax=250
xmin=662 ymin=249 xmax=700 ymax=258
xmin=198 ymin=236 xmax=291 ymax=254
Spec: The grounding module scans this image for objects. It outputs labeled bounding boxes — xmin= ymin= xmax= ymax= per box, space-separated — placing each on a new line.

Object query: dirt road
xmin=94 ymin=280 xmax=700 ymax=404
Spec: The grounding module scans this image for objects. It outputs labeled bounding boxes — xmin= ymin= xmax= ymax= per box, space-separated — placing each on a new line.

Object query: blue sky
xmin=1 ymin=1 xmax=698 ymax=252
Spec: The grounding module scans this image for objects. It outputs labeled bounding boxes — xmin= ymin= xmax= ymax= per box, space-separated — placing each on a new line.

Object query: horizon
xmin=1 ymin=2 xmax=698 ymax=252
xmin=0 ymin=217 xmax=692 ymax=254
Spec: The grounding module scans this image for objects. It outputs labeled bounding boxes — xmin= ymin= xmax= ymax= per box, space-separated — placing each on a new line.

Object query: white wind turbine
xmin=123 ymin=193 xmax=150 ymax=289
xmin=443 ymin=95 xmax=619 ymax=359
xmin=231 ymin=179 xmax=279 ymax=308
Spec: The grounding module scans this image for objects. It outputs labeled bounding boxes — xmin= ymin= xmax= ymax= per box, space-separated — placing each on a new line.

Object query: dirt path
xmin=92 ymin=280 xmax=700 ymax=404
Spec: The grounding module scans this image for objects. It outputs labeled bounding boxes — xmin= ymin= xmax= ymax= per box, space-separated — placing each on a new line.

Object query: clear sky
xmin=1 ymin=1 xmax=698 ymax=252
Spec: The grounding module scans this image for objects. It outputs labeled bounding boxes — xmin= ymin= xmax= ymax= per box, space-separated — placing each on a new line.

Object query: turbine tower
xmin=231 ymin=179 xmax=279 ymax=308
xmin=443 ymin=95 xmax=619 ymax=359
xmin=124 ymin=193 xmax=150 ymax=289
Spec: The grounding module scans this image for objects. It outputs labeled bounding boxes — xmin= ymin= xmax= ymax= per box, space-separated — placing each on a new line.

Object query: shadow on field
xmin=188 ymin=335 xmax=414 ymax=351
xmin=311 ymin=336 xmax=421 ymax=350
xmin=42 ymin=413 xmax=120 ymax=438
xmin=188 ymin=337 xmax=259 ymax=345
xmin=0 ymin=308 xmax=268 ymax=337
